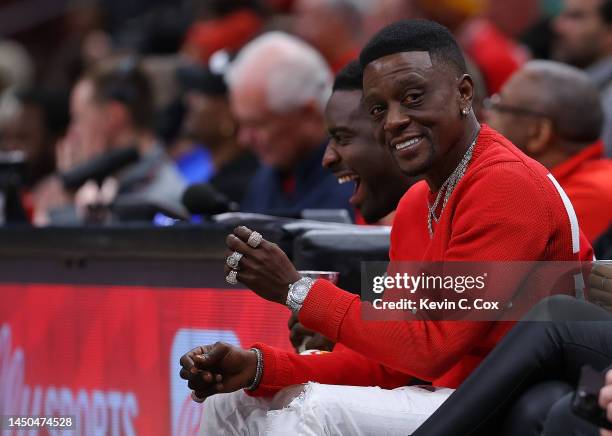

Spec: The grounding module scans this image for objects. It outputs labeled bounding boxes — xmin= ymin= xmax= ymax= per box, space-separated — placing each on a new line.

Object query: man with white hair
xmin=226 ymin=31 xmax=354 ymax=218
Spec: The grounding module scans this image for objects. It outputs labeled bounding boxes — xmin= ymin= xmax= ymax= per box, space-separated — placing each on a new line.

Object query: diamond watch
xmin=286 ymin=277 xmax=315 ymax=313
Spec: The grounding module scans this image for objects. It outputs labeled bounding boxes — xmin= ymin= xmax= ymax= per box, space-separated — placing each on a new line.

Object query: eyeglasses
xmin=483 ymin=94 xmax=548 ymax=118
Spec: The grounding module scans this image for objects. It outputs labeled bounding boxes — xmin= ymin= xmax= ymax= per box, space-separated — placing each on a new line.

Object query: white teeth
xmin=337 ymin=175 xmax=359 ymax=184
xmin=395 ymin=137 xmax=422 ymax=150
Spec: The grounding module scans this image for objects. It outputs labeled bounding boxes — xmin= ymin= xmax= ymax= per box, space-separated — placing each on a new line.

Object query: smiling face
xmin=323 ymin=89 xmax=413 ymax=223
xmin=362 ymin=51 xmax=471 ymax=181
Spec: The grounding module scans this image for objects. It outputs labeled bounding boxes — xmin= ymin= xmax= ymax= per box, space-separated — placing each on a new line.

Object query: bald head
xmin=518 ymin=61 xmax=602 ymax=142
xmin=501 ymin=61 xmax=603 ymax=144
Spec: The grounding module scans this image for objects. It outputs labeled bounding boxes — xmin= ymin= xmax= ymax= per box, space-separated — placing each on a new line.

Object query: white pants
xmin=199 ymin=383 xmax=453 ymax=435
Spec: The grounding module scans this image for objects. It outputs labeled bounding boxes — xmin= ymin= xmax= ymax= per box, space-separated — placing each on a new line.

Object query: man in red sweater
xmin=487 ymin=60 xmax=612 ymax=243
xmin=181 ymin=20 xmax=592 ymax=435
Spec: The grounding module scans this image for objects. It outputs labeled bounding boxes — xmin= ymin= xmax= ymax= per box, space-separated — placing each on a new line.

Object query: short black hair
xmin=89 ymin=59 xmax=154 ymax=130
xmin=359 ymin=19 xmax=467 ymax=75
xmin=332 ymin=60 xmax=363 ymax=92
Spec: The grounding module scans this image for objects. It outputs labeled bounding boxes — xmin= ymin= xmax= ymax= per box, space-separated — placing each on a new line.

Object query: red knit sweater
xmin=551 ymin=141 xmax=612 ymax=242
xmin=249 ymin=125 xmax=593 ymax=396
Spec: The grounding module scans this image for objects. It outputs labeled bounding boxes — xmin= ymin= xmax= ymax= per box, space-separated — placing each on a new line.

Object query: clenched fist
xmin=179 ymin=342 xmax=258 ymax=401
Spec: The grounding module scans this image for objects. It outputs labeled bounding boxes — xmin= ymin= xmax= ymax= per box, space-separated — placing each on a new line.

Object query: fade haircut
xmin=359 ymin=20 xmax=467 ymax=75
xmin=332 ymin=60 xmax=363 ymax=92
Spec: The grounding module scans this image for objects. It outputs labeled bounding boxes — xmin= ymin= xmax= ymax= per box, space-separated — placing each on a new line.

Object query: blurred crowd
xmin=0 ymin=0 xmax=611 ymax=237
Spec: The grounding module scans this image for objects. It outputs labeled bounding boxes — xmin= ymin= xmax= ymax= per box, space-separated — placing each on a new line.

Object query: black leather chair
xmin=293 ymin=226 xmax=391 ymax=294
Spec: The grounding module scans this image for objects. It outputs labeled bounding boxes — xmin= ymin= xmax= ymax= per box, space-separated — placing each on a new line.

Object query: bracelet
xmin=245 ymin=348 xmax=263 ymax=391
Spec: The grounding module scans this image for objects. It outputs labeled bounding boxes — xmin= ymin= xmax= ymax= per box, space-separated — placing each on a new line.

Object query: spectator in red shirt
xmin=292 ymin=0 xmax=363 ymax=73
xmin=487 ymin=60 xmax=612 ymax=242
xmin=181 ymin=21 xmax=592 ymax=435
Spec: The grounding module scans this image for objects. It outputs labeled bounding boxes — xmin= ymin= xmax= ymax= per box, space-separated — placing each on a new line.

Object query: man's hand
xmin=288 ymin=312 xmax=334 ymax=353
xmin=600 ymin=370 xmax=612 ymax=436
xmin=589 ymin=263 xmax=612 ymax=312
xmin=179 ymin=342 xmax=257 ymax=401
xmin=288 ymin=312 xmax=312 ymax=351
xmin=224 ymin=226 xmax=301 ymax=305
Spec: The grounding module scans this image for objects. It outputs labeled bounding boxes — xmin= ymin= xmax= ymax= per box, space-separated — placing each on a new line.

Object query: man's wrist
xmin=286 ymin=277 xmax=315 ymax=313
xmin=245 ymin=348 xmax=263 ymax=391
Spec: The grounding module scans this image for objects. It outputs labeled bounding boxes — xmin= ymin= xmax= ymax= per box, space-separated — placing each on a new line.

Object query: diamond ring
xmin=226 ymin=270 xmax=238 ymax=285
xmin=226 ymin=251 xmax=243 ymax=269
xmin=247 ymin=231 xmax=263 ymax=248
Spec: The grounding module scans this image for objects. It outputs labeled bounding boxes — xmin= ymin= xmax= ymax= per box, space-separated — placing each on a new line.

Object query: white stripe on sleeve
xmin=547 ymin=173 xmax=580 ymax=254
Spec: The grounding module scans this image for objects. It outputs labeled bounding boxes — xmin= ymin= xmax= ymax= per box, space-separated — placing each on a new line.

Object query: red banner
xmin=0 ymin=284 xmax=293 ymax=435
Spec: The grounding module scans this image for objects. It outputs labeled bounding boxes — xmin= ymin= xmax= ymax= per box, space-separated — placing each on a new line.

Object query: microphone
xmin=60 ymin=147 xmax=140 ymax=190
xmin=181 ymin=183 xmax=239 ymax=215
